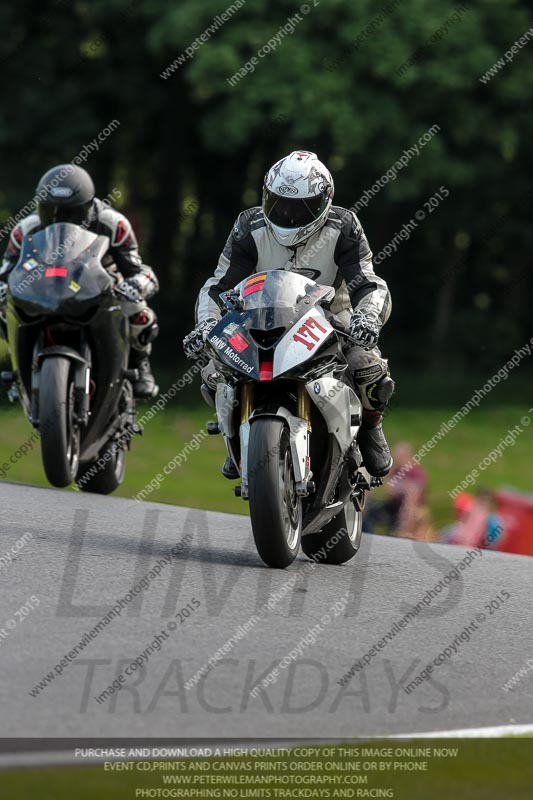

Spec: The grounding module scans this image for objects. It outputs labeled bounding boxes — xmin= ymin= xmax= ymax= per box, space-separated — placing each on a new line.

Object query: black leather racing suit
xmin=0 ymin=198 xmax=158 ymax=352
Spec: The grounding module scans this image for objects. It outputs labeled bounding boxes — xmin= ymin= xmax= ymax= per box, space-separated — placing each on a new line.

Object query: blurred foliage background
xmin=0 ymin=0 xmax=532 ymax=523
xmin=1 ymin=0 xmax=532 ymax=372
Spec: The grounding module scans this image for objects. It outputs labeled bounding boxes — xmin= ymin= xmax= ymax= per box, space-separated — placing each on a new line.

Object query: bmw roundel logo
xmin=314 ymin=382 xmax=321 ymax=394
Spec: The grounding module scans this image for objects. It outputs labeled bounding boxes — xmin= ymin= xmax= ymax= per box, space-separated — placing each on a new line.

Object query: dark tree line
xmin=1 ymin=0 xmax=532 ymax=373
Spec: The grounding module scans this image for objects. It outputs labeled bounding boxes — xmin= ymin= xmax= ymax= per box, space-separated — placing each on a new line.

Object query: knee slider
xmin=130 ymin=308 xmax=159 ymax=347
xmin=366 ymin=374 xmax=395 ymax=410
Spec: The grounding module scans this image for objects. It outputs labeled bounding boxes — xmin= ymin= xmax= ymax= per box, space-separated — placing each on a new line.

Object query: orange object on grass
xmin=493 ymin=490 xmax=533 ymax=556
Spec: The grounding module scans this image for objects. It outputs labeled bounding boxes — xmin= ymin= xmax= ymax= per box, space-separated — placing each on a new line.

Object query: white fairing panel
xmin=306 ymin=376 xmax=361 ymax=454
xmin=273 ymin=309 xmax=335 ymax=378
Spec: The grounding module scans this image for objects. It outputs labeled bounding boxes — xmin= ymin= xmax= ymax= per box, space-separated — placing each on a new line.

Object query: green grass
xmin=0 ymin=402 xmax=244 ymax=515
xmin=0 ymin=399 xmax=531 ymax=529
xmin=1 ymin=740 xmax=532 ymax=799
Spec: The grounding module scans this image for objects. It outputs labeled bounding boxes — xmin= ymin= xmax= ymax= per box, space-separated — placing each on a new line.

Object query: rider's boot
xmin=200 ymin=362 xmax=239 ymax=479
xmin=129 ymin=348 xmax=158 ymax=399
xmin=357 ymin=375 xmax=394 ymax=478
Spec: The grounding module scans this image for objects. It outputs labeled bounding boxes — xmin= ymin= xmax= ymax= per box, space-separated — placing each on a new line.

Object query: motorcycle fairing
xmin=8 ymin=223 xmax=112 ymax=317
xmin=306 ymin=376 xmax=361 ymax=454
xmin=272 ymin=308 xmax=336 ymax=378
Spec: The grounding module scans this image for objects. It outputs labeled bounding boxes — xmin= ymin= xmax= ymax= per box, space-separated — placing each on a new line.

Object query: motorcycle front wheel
xmin=39 ymin=356 xmax=80 ymax=488
xmin=301 ymin=499 xmax=363 ymax=565
xmin=248 ymin=418 xmax=302 ymax=568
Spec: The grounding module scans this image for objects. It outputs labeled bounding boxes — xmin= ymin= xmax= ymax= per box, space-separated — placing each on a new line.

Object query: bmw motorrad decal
xmin=209 ymin=335 xmax=227 ymax=350
xmin=221 ymin=345 xmax=254 ymax=373
xmin=22 ymin=258 xmax=39 ymax=272
xmin=209 ymin=334 xmax=254 ymax=374
xmin=314 ymin=382 xmax=321 ymax=394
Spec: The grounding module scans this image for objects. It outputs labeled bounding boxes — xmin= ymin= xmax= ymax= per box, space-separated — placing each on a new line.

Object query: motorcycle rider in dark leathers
xmin=183 ymin=150 xmax=394 ymax=479
xmin=0 ymin=164 xmax=159 ymax=399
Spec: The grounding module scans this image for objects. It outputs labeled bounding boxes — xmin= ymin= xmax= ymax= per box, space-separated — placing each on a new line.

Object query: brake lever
xmin=219 ymin=289 xmax=244 ymax=312
xmin=335 ymin=329 xmax=361 ymax=346
xmin=325 ymin=313 xmax=359 ymax=345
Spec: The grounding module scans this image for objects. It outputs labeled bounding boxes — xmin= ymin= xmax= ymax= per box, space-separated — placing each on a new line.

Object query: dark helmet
xmin=36 ymin=164 xmax=96 ymax=228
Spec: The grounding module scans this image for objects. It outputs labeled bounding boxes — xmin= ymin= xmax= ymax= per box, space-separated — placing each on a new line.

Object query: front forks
xmin=297 ymin=383 xmax=312 ymax=432
xmin=240 ymin=382 xmax=253 ymax=424
xmin=239 ymin=382 xmax=311 ymax=429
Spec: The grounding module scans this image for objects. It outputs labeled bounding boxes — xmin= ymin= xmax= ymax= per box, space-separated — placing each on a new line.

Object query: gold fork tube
xmin=240 ymin=382 xmax=254 ymax=424
xmin=297 ymin=384 xmax=312 ymax=431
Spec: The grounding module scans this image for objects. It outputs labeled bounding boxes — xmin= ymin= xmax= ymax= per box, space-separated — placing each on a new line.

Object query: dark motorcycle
xmin=2 ymin=222 xmax=140 ymax=492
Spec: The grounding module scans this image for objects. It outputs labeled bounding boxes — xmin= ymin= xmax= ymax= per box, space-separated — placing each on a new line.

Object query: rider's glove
xmin=349 ymin=309 xmax=381 ymax=350
xmin=183 ymin=318 xmax=218 ymax=360
xmin=130 ymin=266 xmax=158 ymax=300
xmin=115 ymin=278 xmax=143 ymax=305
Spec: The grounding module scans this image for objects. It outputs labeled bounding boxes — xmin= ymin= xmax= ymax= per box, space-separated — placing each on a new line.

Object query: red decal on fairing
xmin=259 ymin=361 xmax=273 ymax=381
xmin=243 ymin=282 xmax=264 ymax=297
xmin=228 ymin=333 xmax=248 ymax=352
xmin=45 ymin=267 xmax=68 ymax=277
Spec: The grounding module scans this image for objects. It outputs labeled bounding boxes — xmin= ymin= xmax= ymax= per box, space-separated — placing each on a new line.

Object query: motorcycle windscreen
xmin=235 ymin=270 xmax=334 ymax=311
xmin=8 ymin=223 xmax=112 ymax=316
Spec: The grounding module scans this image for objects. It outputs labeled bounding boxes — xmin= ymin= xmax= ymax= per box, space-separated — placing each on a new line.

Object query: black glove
xmin=183 ymin=318 xmax=217 ymax=360
xmin=349 ymin=309 xmax=381 ymax=350
xmin=115 ymin=278 xmax=143 ymax=305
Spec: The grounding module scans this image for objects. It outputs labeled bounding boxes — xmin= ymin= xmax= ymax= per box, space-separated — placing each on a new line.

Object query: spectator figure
xmin=441 ymin=489 xmax=503 ymax=548
xmin=363 ymin=442 xmax=430 ymax=537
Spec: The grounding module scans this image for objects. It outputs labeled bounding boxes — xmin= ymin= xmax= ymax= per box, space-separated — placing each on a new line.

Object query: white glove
xmin=183 ymin=318 xmax=218 ymax=360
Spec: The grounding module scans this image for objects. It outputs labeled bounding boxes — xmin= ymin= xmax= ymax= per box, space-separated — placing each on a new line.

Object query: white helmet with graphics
xmin=262 ymin=151 xmax=334 ymax=247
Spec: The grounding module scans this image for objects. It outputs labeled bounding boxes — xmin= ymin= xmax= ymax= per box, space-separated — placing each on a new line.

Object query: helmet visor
xmin=38 ymin=201 xmax=92 ymax=228
xmin=263 ymin=188 xmax=328 ymax=229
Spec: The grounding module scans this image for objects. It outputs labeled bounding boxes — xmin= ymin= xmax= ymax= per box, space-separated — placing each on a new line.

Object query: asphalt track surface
xmin=0 ymin=481 xmax=531 ymax=742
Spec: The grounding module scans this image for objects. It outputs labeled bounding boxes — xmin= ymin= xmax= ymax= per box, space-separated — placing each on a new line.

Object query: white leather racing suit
xmin=196 ymin=205 xmax=391 ymax=409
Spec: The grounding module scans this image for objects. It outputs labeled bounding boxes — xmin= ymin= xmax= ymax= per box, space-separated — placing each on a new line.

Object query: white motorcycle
xmin=204 ymin=271 xmax=381 ymax=568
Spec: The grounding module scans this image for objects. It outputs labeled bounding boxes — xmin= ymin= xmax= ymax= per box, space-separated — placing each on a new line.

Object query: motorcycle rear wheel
xmin=76 ymin=445 xmax=126 ymax=495
xmin=248 ymin=418 xmax=302 ymax=568
xmin=39 ymin=357 xmax=80 ymax=488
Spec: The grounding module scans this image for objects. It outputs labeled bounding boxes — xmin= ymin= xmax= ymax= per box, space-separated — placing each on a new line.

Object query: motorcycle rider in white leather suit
xmin=184 ymin=151 xmax=394 ymax=478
